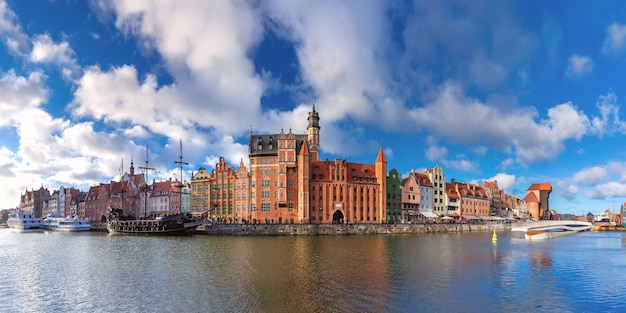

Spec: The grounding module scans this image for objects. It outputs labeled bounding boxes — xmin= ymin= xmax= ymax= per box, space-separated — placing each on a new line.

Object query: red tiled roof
xmin=527 ymin=183 xmax=552 ymax=191
xmin=523 ymin=192 xmax=539 ymax=202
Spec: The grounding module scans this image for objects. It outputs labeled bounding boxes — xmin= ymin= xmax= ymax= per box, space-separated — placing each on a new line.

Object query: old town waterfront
xmin=1 ymin=228 xmax=624 ymax=313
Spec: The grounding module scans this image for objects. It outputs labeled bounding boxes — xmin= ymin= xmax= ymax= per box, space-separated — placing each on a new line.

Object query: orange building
xmin=451 ymin=180 xmax=490 ymax=220
xmin=309 ymin=149 xmax=387 ymax=224
xmin=524 ymin=183 xmax=552 ymax=220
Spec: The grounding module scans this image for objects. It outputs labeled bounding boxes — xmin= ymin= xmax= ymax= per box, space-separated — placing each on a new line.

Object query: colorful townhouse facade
xmin=449 ymin=179 xmax=490 ymax=221
xmin=19 ymin=186 xmax=50 ymax=218
xmin=386 ymin=169 xmax=403 ymax=223
xmin=401 ymin=169 xmax=436 ymax=222
xmin=424 ymin=165 xmax=446 ymax=216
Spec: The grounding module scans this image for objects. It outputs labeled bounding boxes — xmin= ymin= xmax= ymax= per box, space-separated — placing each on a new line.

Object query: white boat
xmin=6 ymin=210 xmax=44 ymax=230
xmin=42 ymin=214 xmax=91 ymax=232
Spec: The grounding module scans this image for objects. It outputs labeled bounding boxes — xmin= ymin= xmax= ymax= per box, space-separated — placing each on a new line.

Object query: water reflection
xmin=1 ymin=230 xmax=625 ymax=312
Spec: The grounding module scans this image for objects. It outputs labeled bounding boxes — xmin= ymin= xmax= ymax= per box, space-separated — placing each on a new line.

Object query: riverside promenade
xmin=198 ymin=222 xmax=511 ymax=236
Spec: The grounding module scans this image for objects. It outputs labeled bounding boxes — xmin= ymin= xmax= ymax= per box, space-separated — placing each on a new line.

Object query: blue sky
xmin=2 ymin=0 xmax=626 ymax=215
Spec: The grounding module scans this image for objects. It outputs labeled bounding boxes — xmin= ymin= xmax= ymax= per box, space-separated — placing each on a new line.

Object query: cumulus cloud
xmin=406 ymin=83 xmax=593 ymax=165
xmin=0 ymin=69 xmax=143 ymax=209
xmin=589 ymin=92 xmax=626 ymax=136
xmin=484 ymin=172 xmax=516 ymax=191
xmin=442 ymin=158 xmax=479 ymax=173
xmin=29 ymin=34 xmax=80 ymax=78
xmin=586 ymin=182 xmax=626 ymax=199
xmin=565 ymin=54 xmax=593 ymax=78
xmin=602 ymin=22 xmax=626 ymax=56
xmin=0 ymin=0 xmax=29 ymax=54
xmin=0 ymin=70 xmax=49 ymax=128
xmin=425 ymin=145 xmax=448 ymax=161
xmin=572 ymin=166 xmax=608 ymax=186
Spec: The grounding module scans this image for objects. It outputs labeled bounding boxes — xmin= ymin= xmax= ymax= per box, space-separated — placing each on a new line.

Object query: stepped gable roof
xmin=484 ymin=181 xmax=498 ymax=188
xmin=415 ymin=173 xmax=432 ymax=187
xmin=527 ymin=183 xmax=552 ymax=191
xmin=523 ymin=192 xmax=539 ymax=202
xmin=249 ymin=133 xmax=308 ymax=156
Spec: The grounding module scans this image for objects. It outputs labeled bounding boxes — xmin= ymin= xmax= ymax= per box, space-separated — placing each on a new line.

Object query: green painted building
xmin=387 ymin=168 xmax=403 ymax=223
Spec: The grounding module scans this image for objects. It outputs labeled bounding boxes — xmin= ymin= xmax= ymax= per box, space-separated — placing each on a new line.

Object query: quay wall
xmin=199 ymin=223 xmax=510 ymax=236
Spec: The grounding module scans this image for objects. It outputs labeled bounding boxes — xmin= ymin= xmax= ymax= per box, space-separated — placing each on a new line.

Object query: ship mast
xmin=174 ymin=139 xmax=189 ymax=213
xmin=139 ymin=145 xmax=155 ymax=219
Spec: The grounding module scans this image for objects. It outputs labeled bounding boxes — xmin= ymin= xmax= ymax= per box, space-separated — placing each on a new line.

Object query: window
xmin=261 ymin=203 xmax=271 ymax=212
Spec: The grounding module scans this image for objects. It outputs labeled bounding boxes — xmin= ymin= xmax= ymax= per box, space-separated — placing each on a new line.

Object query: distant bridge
xmin=511 ymin=220 xmax=592 ymax=240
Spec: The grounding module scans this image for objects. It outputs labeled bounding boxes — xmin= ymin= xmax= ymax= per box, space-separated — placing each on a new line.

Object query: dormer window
xmin=268 ymin=137 xmax=273 ymax=149
xmin=257 ymin=138 xmax=263 ymax=150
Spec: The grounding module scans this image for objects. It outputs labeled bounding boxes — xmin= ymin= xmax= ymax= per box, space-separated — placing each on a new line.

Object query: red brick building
xmin=524 ymin=183 xmax=552 ymax=220
xmin=192 ymin=104 xmax=387 ymax=224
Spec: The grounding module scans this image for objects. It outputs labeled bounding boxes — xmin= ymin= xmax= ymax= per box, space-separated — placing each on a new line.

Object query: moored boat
xmin=6 ymin=210 xmax=43 ymax=230
xmin=42 ymin=214 xmax=91 ymax=232
xmin=106 ymin=207 xmax=202 ymax=235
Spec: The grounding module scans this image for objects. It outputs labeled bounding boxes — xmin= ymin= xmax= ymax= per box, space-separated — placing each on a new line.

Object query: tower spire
xmin=307 ymin=100 xmax=320 ymax=161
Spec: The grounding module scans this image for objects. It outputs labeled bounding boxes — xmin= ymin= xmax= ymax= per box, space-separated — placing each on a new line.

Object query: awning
xmin=462 ymin=215 xmax=481 ymax=220
xmin=420 ymin=211 xmax=439 ymax=218
xmin=479 ymin=216 xmax=494 ymax=220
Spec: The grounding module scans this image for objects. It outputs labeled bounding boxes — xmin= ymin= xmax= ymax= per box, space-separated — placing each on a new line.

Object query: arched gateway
xmin=332 ymin=210 xmax=345 ymax=224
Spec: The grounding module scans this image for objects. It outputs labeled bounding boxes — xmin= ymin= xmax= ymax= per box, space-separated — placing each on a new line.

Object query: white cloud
xmin=586 ymin=182 xmax=626 ymax=199
xmin=484 ymin=173 xmax=517 ymax=191
xmin=442 ymin=158 xmax=479 ymax=173
xmin=602 ymin=22 xmax=626 ymax=56
xmin=565 ymin=54 xmax=593 ymax=78
xmin=0 ymin=0 xmax=29 ymax=55
xmin=29 ymin=34 xmax=80 ymax=78
xmin=566 ymin=161 xmax=626 ymax=200
xmin=572 ymin=166 xmax=608 ymax=186
xmin=407 ymin=83 xmax=593 ymax=165
xmin=589 ymin=92 xmax=626 ymax=136
xmin=0 ymin=70 xmax=48 ymax=128
xmin=262 ymin=0 xmax=406 ymax=154
xmin=425 ymin=145 xmax=448 ymax=161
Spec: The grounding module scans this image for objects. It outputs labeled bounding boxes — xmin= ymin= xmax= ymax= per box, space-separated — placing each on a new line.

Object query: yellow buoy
xmin=492 ymin=229 xmax=497 ymax=242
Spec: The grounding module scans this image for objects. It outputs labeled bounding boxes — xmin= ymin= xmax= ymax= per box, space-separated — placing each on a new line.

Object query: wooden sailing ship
xmin=106 ymin=143 xmax=203 ymax=235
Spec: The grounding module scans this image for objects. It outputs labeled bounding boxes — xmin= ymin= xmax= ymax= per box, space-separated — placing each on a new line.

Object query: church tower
xmin=307 ymin=102 xmax=320 ymax=161
xmin=130 ymin=157 xmax=135 ymax=176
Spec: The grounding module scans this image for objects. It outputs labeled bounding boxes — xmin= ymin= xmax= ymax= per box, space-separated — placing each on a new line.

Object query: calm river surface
xmin=1 ymin=228 xmax=624 ymax=313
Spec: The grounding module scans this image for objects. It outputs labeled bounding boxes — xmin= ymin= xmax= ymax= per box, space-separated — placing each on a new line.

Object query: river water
xmin=0 ymin=228 xmax=624 ymax=313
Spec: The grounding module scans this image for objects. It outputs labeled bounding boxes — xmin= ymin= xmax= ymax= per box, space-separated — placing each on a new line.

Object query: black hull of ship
xmin=106 ymin=209 xmax=202 ymax=236
xmin=106 ymin=221 xmax=200 ymax=236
